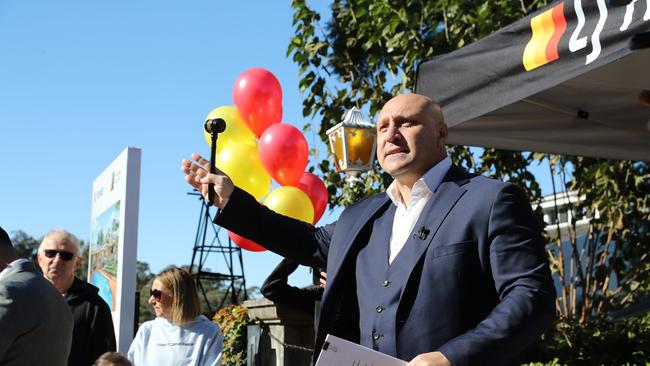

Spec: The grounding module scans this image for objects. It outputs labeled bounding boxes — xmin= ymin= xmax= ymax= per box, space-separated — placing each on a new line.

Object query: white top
xmin=128 ymin=315 xmax=223 ymax=366
xmin=0 ymin=258 xmax=30 ymax=281
xmin=385 ymin=157 xmax=452 ymax=264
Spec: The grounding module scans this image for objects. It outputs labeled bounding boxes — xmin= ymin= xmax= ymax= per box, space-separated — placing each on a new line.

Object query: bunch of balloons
xmin=202 ymin=68 xmax=328 ymax=252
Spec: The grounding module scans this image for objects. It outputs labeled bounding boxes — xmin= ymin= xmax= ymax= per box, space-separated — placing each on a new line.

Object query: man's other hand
xmin=181 ymin=153 xmax=234 ymax=209
xmin=406 ymin=352 xmax=451 ymax=366
xmin=319 ymin=271 xmax=327 ymax=288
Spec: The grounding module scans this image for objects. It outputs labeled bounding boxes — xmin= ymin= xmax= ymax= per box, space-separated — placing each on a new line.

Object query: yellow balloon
xmin=264 ymin=186 xmax=314 ymax=224
xmin=216 ymin=142 xmax=271 ymax=201
xmin=203 ymin=106 xmax=256 ymax=153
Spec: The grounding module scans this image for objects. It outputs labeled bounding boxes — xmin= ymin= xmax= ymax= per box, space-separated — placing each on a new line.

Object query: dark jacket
xmin=0 ymin=261 xmax=73 ymax=366
xmin=216 ymin=164 xmax=556 ymax=366
xmin=65 ymin=277 xmax=116 ymax=366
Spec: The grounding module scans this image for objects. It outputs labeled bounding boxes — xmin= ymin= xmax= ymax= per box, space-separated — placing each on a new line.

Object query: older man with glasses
xmin=37 ymin=229 xmax=116 ymax=366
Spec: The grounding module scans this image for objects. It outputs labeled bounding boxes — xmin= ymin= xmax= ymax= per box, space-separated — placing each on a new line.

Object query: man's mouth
xmin=385 ymin=146 xmax=406 ymax=156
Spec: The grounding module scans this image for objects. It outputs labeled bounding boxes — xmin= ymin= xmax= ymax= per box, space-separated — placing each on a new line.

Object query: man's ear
xmin=438 ymin=123 xmax=448 ymax=139
xmin=73 ymin=256 xmax=82 ymax=270
xmin=437 ymin=123 xmax=449 ymax=149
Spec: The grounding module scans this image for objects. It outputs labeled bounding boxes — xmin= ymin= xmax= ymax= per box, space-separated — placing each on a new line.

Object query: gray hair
xmin=39 ymin=229 xmax=80 ymax=256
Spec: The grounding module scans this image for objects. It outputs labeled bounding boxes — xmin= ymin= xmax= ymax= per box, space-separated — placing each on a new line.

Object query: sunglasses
xmin=150 ymin=289 xmax=168 ymax=300
xmin=42 ymin=249 xmax=75 ymax=261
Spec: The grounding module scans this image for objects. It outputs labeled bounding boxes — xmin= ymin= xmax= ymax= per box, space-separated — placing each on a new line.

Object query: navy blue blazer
xmin=216 ymin=164 xmax=556 ymax=366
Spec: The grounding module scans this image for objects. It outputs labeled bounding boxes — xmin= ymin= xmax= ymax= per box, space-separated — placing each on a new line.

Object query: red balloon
xmin=258 ymin=124 xmax=309 ymax=186
xmin=232 ymin=68 xmax=283 ymax=137
xmin=297 ymin=172 xmax=328 ymax=224
xmin=228 ymin=231 xmax=267 ymax=252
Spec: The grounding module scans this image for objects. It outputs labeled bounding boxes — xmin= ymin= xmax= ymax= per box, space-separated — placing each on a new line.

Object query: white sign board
xmin=89 ymin=147 xmax=141 ymax=352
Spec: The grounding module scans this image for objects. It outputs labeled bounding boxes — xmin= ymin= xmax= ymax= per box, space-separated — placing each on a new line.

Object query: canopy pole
xmin=522 ymin=97 xmax=587 ymax=118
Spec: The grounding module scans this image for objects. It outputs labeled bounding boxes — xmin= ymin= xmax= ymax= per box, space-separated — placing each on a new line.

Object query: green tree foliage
xmin=543 ymin=156 xmax=650 ymax=323
xmin=136 ymin=260 xmax=155 ymax=324
xmin=288 ymin=0 xmax=548 ymax=208
xmin=523 ymin=313 xmax=650 ymax=365
xmin=73 ymin=240 xmax=89 ymax=280
xmin=10 ymin=230 xmax=39 ymax=260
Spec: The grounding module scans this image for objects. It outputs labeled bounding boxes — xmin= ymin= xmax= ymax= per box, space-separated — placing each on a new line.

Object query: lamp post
xmin=325 ymin=107 xmax=376 ymax=183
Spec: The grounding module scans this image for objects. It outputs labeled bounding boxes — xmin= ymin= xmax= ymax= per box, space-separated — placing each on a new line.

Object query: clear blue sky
xmin=0 ymin=0 xmax=336 ymax=290
xmin=0 ymin=1 xmax=557 ymax=292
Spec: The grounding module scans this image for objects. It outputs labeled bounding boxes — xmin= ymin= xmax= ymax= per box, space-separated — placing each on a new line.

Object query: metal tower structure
xmin=189 ymin=191 xmax=247 ymax=315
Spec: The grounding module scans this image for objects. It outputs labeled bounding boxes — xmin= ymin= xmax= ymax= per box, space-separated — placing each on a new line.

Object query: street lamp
xmin=326 ymin=107 xmax=376 ymax=183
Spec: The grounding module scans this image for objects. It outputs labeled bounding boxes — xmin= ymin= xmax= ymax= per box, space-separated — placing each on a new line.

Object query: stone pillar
xmin=244 ymin=298 xmax=315 ymax=366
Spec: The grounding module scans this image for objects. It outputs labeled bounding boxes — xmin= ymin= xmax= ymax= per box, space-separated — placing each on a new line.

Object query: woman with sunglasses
xmin=127 ymin=267 xmax=223 ymax=366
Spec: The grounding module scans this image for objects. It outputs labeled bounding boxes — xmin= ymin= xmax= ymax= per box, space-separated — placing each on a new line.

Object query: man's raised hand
xmin=181 ymin=153 xmax=234 ymax=209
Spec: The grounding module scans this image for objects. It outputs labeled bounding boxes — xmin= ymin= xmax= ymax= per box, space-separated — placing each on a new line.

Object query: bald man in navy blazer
xmin=183 ymin=94 xmax=556 ymax=366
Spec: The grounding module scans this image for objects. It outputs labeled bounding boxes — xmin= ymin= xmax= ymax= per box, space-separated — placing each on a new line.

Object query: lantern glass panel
xmin=328 ymin=125 xmax=347 ymax=172
xmin=345 ymin=127 xmax=376 ymax=169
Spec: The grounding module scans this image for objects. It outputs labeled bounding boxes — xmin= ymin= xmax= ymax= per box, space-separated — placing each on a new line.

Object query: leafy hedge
xmin=214 ymin=305 xmax=250 ymax=366
xmin=522 ymin=314 xmax=650 ymax=365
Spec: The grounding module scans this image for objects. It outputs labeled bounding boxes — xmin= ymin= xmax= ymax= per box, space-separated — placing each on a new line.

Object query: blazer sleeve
xmin=438 ymin=183 xmax=556 ymax=366
xmin=215 ymin=186 xmax=334 ymax=269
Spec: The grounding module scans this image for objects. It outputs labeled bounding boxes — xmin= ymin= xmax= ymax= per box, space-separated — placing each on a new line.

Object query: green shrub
xmin=522 ymin=359 xmax=562 ymax=366
xmin=522 ymin=314 xmax=650 ymax=365
xmin=214 ymin=305 xmax=250 ymax=366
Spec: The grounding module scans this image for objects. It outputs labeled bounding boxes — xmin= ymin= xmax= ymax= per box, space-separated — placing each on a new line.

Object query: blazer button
xmin=376 ymin=306 xmax=384 ymax=313
xmin=382 ymin=280 xmax=389 ymax=287
xmin=372 ymin=332 xmax=381 ymax=340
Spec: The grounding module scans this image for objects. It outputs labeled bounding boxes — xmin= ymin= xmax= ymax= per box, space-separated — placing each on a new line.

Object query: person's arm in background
xmin=260 ymin=258 xmax=299 ymax=300
xmin=261 ymin=259 xmax=323 ymax=314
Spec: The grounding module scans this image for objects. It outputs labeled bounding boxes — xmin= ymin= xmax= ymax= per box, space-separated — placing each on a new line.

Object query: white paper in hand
xmin=314 ymin=334 xmax=407 ymax=366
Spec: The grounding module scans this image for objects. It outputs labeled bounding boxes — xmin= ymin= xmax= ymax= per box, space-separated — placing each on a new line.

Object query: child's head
xmin=94 ymin=352 xmax=131 ymax=366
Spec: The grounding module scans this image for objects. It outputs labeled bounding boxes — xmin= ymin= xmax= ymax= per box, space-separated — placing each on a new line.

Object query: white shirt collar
xmin=385 ymin=156 xmax=452 ymax=207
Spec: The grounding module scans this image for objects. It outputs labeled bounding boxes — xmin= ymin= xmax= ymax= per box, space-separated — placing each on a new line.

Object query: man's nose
xmin=385 ymin=124 xmax=401 ymax=141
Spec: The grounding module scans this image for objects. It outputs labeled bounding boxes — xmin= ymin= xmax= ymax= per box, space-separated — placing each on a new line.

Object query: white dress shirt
xmin=385 ymin=156 xmax=452 ymax=264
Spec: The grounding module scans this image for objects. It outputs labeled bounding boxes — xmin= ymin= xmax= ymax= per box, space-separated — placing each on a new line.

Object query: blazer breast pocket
xmin=430 ymin=240 xmax=477 ymax=258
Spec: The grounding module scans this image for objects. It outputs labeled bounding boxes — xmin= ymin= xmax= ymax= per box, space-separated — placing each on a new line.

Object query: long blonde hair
xmin=156 ymin=267 xmax=202 ymax=325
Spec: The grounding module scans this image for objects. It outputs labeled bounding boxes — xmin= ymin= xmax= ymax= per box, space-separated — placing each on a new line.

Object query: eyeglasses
xmin=42 ymin=249 xmax=75 ymax=261
xmin=150 ymin=289 xmax=168 ymax=300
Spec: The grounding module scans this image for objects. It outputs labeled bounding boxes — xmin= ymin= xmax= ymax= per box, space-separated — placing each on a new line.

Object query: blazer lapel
xmin=394 ymin=165 xmax=471 ymax=296
xmin=325 ymin=194 xmax=391 ymax=296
